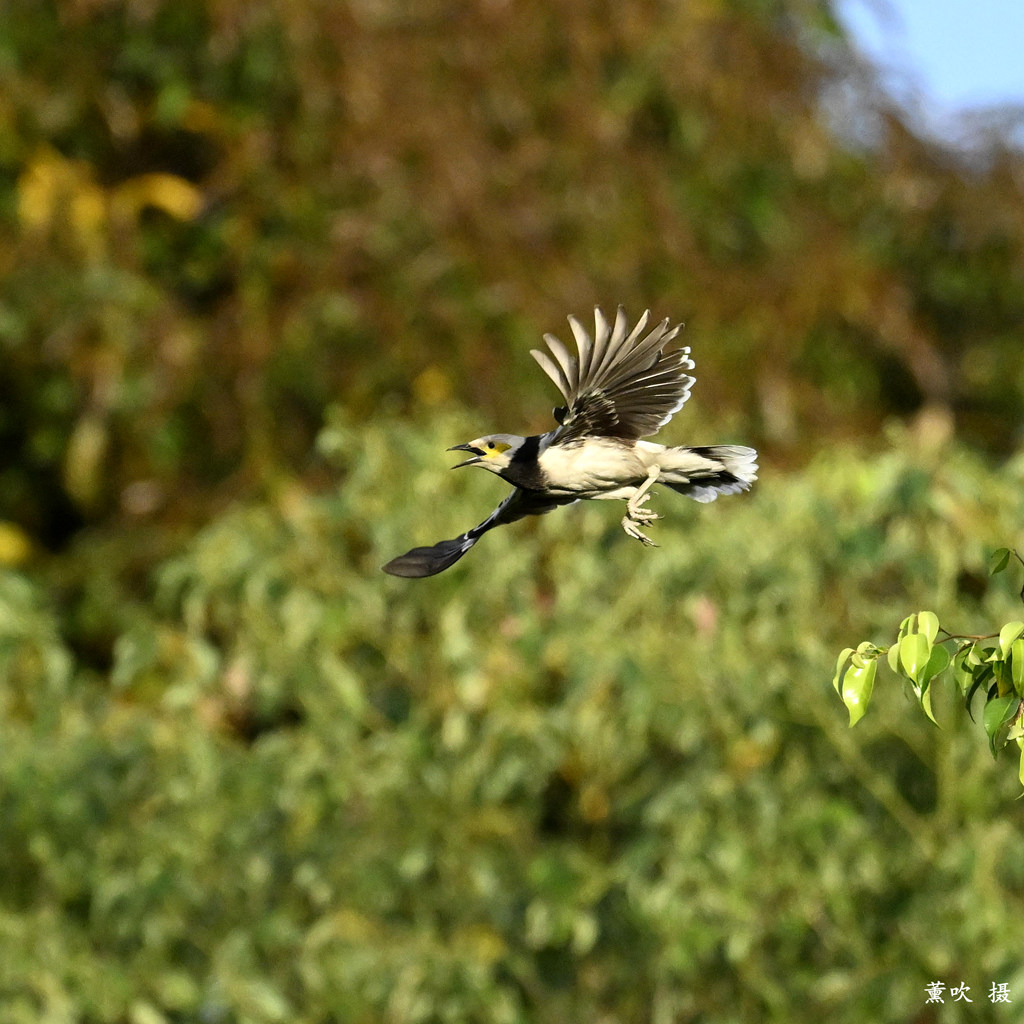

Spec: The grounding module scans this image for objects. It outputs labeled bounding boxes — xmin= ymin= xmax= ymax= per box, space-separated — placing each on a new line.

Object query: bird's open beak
xmin=447 ymin=443 xmax=484 ymax=468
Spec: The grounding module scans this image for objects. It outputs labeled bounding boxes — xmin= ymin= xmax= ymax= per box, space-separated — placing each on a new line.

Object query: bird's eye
xmin=487 ymin=441 xmax=494 ymax=449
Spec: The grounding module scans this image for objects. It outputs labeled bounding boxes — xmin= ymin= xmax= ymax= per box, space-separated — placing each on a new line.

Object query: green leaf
xmin=983 ymin=695 xmax=1020 ymax=756
xmin=1008 ymin=713 xmax=1024 ymax=743
xmin=898 ymin=633 xmax=931 ymax=684
xmin=920 ymin=683 xmax=938 ymax=726
xmin=920 ymin=643 xmax=951 ymax=686
xmin=833 ymin=647 xmax=854 ymax=695
xmin=965 ymin=669 xmax=989 ymax=720
xmin=912 ymin=645 xmax=948 ymax=726
xmin=1019 ymin=746 xmax=1024 ymax=789
xmin=1012 ymin=638 xmax=1024 ymax=696
xmin=850 ymin=642 xmax=880 ymax=673
xmin=951 ymin=646 xmax=974 ymax=695
xmin=855 ymin=640 xmax=878 ymax=660
xmin=995 ymin=659 xmax=1015 ymax=697
xmin=842 ymin=660 xmax=876 ymax=727
xmin=887 ymin=642 xmax=900 ymax=673
xmin=990 ymin=547 xmax=1012 ymax=575
xmin=917 ymin=610 xmax=940 ymax=646
xmin=999 ymin=621 xmax=1024 ymax=659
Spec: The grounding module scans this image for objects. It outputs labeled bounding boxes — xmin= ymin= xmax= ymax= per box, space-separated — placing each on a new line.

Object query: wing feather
xmin=604 ymin=319 xmax=678 ymax=383
xmin=545 ymin=331 xmax=578 ymax=391
xmin=534 ymin=307 xmax=693 ymax=441
xmin=530 ymin=343 xmax=573 ymax=402
xmin=580 ymin=306 xmax=609 ymax=383
xmin=586 ymin=305 xmax=641 ymax=386
xmin=586 ymin=306 xmax=618 ymax=383
xmin=568 ymin=314 xmax=593 ymax=385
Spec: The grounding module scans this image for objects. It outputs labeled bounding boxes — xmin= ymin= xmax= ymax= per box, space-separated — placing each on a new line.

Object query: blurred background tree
xmin=1 ymin=1 xmax=1023 ymax=1022
xmin=3 ymin=0 xmax=1022 ymax=556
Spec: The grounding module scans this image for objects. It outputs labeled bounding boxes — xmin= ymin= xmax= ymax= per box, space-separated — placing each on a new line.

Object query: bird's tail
xmin=382 ymin=532 xmax=482 ymax=578
xmin=383 ymin=488 xmax=572 ymax=578
xmin=659 ymin=445 xmax=758 ymax=503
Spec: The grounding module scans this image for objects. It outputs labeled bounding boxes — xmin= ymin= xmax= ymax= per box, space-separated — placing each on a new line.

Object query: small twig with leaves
xmin=833 ymin=548 xmax=1024 ymax=789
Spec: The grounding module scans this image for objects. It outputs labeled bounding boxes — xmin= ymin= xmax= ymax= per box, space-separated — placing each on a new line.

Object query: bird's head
xmin=448 ymin=433 xmax=524 ymax=475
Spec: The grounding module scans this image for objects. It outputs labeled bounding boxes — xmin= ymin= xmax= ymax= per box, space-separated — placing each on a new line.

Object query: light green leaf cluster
xmin=836 ymin=550 xmax=1024 ymax=788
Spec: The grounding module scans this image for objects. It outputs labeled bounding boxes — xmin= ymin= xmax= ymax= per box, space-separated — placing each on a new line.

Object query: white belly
xmin=538 ymin=439 xmax=653 ymax=497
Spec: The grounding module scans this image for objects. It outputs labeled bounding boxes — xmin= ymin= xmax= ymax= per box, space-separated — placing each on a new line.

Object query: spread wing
xmin=530 ymin=306 xmax=695 ymax=443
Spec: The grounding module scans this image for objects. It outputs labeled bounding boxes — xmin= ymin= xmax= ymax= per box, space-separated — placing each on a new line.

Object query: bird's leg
xmin=622 ymin=467 xmax=661 ymax=546
xmin=627 ymin=467 xmax=661 ymax=520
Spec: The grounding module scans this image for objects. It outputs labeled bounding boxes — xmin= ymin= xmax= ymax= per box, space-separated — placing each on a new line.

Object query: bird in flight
xmin=383 ymin=306 xmax=757 ymax=577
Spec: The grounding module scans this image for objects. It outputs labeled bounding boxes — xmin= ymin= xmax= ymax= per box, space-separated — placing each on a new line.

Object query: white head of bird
xmin=448 ymin=434 xmax=526 ymax=474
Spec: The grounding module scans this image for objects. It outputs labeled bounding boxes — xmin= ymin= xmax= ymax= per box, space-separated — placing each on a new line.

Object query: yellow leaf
xmin=17 ymin=149 xmax=66 ymax=229
xmin=64 ymin=413 xmax=109 ymax=510
xmin=18 ymin=147 xmax=106 ymax=241
xmin=70 ymin=183 xmax=107 ymax=250
xmin=114 ymin=173 xmax=202 ymax=222
xmin=0 ymin=521 xmax=31 ymax=566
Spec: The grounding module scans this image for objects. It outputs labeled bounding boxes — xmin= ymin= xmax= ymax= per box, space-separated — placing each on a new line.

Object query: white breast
xmin=538 ymin=439 xmax=649 ymax=496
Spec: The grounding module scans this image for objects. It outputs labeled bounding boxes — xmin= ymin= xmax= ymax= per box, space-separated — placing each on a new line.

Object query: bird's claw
xmin=622 ymin=515 xmax=658 ymax=547
xmin=622 ymin=490 xmax=661 ymax=545
xmin=627 ymin=491 xmax=660 ymax=521
xmin=629 ymin=507 xmax=661 ymax=524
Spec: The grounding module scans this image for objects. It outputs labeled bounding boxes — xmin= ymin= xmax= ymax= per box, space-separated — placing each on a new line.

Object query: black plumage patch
xmin=501 ymin=434 xmax=547 ymax=490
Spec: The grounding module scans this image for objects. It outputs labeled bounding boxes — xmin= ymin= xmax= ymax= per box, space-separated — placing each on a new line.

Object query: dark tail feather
xmin=382 ymin=535 xmax=479 ymax=578
xmin=382 ymin=488 xmax=571 ymax=578
xmin=663 ymin=475 xmax=750 ymax=503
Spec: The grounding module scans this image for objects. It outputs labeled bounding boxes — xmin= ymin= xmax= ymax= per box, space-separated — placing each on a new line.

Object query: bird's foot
xmin=628 ymin=507 xmax=660 ymax=524
xmin=626 ymin=491 xmax=661 ymax=524
xmin=622 ymin=515 xmax=658 ymax=547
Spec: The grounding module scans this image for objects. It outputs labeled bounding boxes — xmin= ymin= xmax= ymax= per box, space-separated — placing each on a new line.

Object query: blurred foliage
xmin=1 ymin=0 xmax=1023 ymax=555
xmin=4 ymin=412 xmax=1024 ymax=1023
xmin=3 ymin=0 xmax=1024 ymax=1021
